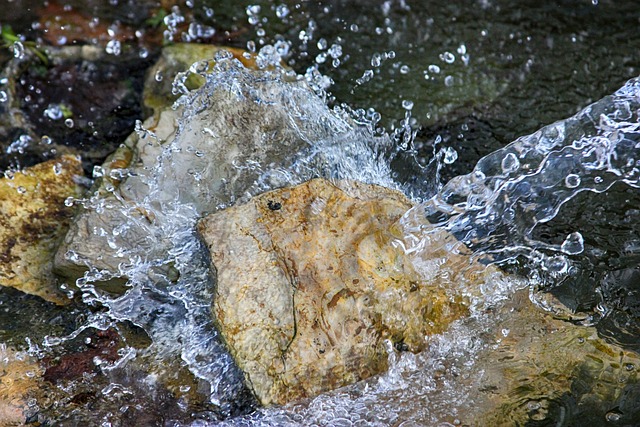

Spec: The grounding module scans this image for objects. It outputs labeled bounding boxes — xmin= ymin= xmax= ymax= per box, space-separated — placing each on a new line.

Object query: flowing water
xmin=1 ymin=0 xmax=640 ymax=426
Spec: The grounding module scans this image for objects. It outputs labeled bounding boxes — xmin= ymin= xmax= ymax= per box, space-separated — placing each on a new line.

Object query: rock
xmin=55 ymin=55 xmax=387 ymax=289
xmin=198 ymin=178 xmax=476 ymax=406
xmin=0 ymin=346 xmax=44 ymax=426
xmin=0 ymin=155 xmax=85 ymax=305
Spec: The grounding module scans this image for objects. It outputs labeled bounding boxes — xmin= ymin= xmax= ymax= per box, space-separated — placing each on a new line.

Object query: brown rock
xmin=0 ymin=156 xmax=84 ymax=304
xmin=198 ymin=178 xmax=472 ymax=406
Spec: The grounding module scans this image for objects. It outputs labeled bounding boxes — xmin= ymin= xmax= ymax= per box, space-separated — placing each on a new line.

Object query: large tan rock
xmin=198 ymin=178 xmax=479 ymax=406
xmin=0 ymin=156 xmax=84 ymax=304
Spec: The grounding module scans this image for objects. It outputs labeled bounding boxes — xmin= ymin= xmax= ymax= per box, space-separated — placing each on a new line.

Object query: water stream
xmin=1 ymin=1 xmax=640 ymax=425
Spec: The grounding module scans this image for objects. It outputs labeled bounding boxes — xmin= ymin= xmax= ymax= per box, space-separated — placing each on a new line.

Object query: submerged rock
xmin=198 ymin=178 xmax=475 ymax=406
xmin=0 ymin=155 xmax=84 ymax=305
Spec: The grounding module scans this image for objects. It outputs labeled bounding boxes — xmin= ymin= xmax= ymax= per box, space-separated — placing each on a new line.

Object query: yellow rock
xmin=198 ymin=178 xmax=473 ymax=406
xmin=0 ymin=156 xmax=84 ymax=304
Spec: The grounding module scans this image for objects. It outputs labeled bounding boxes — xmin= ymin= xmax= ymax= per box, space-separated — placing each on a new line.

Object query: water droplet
xmin=44 ymin=104 xmax=63 ymax=120
xmin=501 ymin=152 xmax=520 ymax=173
xmin=440 ymin=51 xmax=455 ymax=64
xmin=561 ymin=232 xmax=584 ymax=255
xmin=0 ymin=90 xmax=7 ymax=103
xmin=64 ymin=118 xmax=74 ymax=128
xmin=275 ymin=4 xmax=290 ymax=18
xmin=401 ymin=99 xmax=414 ymax=110
xmin=105 ymin=39 xmax=121 ymax=56
xmin=93 ymin=165 xmax=105 ymax=178
xmin=12 ymin=41 xmax=25 ymax=59
xmin=565 ymin=173 xmax=581 ymax=188
xmin=443 ymin=147 xmax=458 ymax=164
xmin=428 ymin=64 xmax=441 ymax=74
xmin=605 ymin=409 xmax=622 ymax=422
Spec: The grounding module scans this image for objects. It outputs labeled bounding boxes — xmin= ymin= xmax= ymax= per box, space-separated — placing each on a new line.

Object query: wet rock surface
xmin=198 ymin=178 xmax=471 ymax=406
xmin=0 ymin=155 xmax=84 ymax=305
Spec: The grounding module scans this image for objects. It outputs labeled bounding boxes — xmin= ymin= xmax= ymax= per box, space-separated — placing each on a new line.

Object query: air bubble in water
xmin=443 ymin=147 xmax=458 ymax=164
xmin=564 ymin=173 xmax=581 ymax=188
xmin=401 ymin=100 xmax=414 ymax=110
xmin=317 ymin=38 xmax=327 ymax=50
xmin=64 ymin=118 xmax=74 ymax=128
xmin=561 ymin=232 xmax=584 ymax=255
xmin=400 ymin=65 xmax=410 ymax=74
xmin=0 ymin=90 xmax=7 ymax=103
xmin=154 ymin=70 xmax=163 ymax=82
xmin=41 ymin=135 xmax=52 ymax=145
xmin=444 ymin=75 xmax=454 ymax=86
xmin=501 ymin=152 xmax=520 ymax=173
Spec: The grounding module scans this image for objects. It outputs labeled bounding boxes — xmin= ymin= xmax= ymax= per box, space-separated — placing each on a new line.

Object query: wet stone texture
xmin=198 ymin=178 xmax=470 ymax=406
xmin=0 ymin=155 xmax=84 ymax=305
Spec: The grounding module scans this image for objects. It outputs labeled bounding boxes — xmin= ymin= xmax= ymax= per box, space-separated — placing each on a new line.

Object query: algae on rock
xmin=0 ymin=155 xmax=84 ymax=305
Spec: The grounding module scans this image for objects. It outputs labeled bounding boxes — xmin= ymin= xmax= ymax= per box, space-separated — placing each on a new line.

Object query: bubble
xmin=444 ymin=75 xmax=454 ymax=86
xmin=317 ymin=38 xmax=328 ymax=50
xmin=64 ymin=118 xmax=74 ymax=128
xmin=400 ymin=65 xmax=410 ymax=74
xmin=53 ymin=163 xmax=62 ymax=175
xmin=501 ymin=152 xmax=520 ymax=173
xmin=350 ymin=24 xmax=359 ymax=32
xmin=564 ymin=173 xmax=581 ymax=188
xmin=0 ymin=90 xmax=7 ymax=103
xmin=401 ymin=100 xmax=414 ymax=110
xmin=561 ymin=232 xmax=584 ymax=255
xmin=41 ymin=135 xmax=52 ymax=145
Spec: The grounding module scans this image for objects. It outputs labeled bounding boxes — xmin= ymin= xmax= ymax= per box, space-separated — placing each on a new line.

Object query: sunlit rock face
xmin=0 ymin=156 xmax=84 ymax=305
xmin=198 ymin=178 xmax=471 ymax=406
